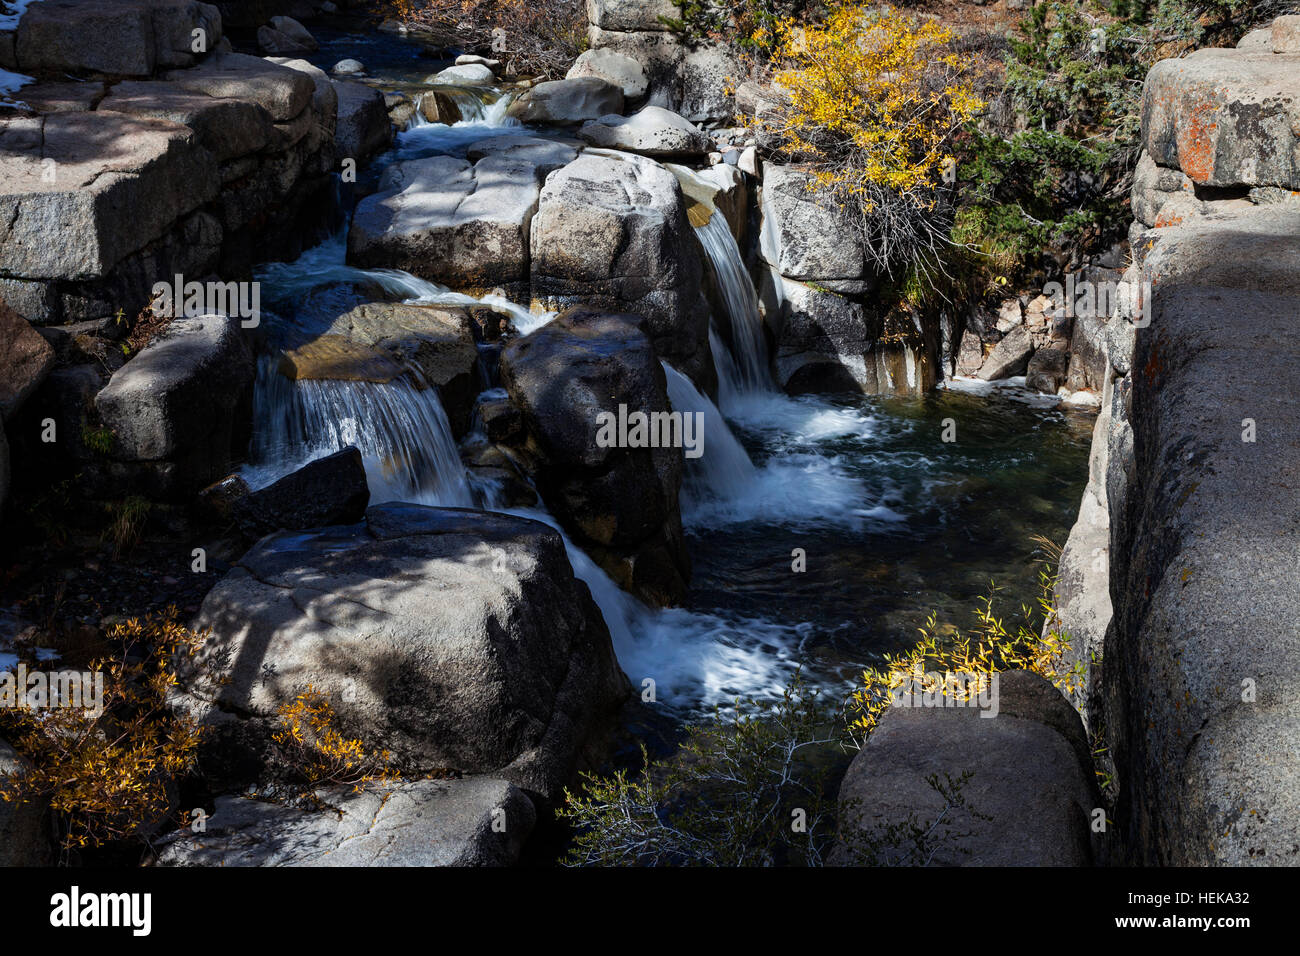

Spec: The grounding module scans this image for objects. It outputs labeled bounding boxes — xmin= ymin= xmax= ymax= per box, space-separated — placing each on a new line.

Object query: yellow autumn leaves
xmin=763 ymin=3 xmax=984 ymax=207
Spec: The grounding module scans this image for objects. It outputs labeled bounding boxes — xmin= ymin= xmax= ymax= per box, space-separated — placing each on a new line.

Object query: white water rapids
xmin=243 ymin=93 xmax=820 ymax=712
xmin=241 ymin=69 xmax=1090 ymax=714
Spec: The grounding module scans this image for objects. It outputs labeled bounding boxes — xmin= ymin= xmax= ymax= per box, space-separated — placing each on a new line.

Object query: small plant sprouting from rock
xmin=80 ymin=420 xmax=114 ymax=457
xmin=268 ymin=686 xmax=399 ymax=811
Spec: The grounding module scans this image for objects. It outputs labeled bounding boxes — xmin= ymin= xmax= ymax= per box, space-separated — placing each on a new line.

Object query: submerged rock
xmin=322 ymin=302 xmax=481 ymax=436
xmin=279 ymin=335 xmax=405 ymax=383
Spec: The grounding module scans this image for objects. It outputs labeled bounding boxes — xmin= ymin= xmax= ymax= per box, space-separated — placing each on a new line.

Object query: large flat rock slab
xmin=14 ymin=0 xmax=223 ymax=77
xmin=1142 ymin=48 xmax=1300 ymax=189
xmin=0 ymin=111 xmax=217 ymax=279
xmin=155 ymin=777 xmax=535 ymax=866
xmin=347 ymin=153 xmax=549 ymax=290
xmin=98 ymin=79 xmax=272 ymax=162
xmin=163 ymin=51 xmax=313 ymax=122
xmin=1106 ymin=204 xmax=1300 ymax=865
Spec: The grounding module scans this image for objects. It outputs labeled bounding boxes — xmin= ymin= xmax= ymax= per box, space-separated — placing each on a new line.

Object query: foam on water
xmin=392 ymin=89 xmax=522 ymax=159
xmin=500 ymin=506 xmax=799 ymax=711
xmin=246 ymin=356 xmax=473 ymax=507
xmin=662 ymin=362 xmax=893 ymax=531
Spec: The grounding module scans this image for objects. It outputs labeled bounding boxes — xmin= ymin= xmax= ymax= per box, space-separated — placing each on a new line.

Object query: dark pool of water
xmin=682 ymin=384 xmax=1093 ymax=695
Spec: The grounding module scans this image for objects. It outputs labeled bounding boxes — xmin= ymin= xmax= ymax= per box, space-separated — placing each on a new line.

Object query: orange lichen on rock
xmin=1176 ymin=96 xmax=1220 ymax=183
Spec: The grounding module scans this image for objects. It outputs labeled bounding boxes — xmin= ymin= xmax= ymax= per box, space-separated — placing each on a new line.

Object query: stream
xmin=244 ymin=23 xmax=1093 ymax=731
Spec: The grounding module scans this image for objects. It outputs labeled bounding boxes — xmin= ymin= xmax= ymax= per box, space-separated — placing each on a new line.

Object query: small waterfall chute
xmin=694 ymin=210 xmax=770 ymax=400
xmin=661 ymin=361 xmax=758 ymax=505
xmin=247 ymin=356 xmax=473 ymax=508
xmin=668 ymin=164 xmax=772 ymax=405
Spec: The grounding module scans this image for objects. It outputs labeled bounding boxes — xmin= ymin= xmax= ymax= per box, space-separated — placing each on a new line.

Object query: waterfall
xmin=394 ymin=89 xmax=521 ymax=161
xmin=693 ymin=211 xmax=771 ymax=403
xmin=493 ymin=501 xmax=794 ymax=711
xmin=242 ymin=74 xmax=804 ymax=715
xmin=246 ymin=356 xmax=473 ymax=508
xmin=661 ymin=361 xmax=758 ymax=505
xmin=410 ymin=87 xmax=518 ymax=127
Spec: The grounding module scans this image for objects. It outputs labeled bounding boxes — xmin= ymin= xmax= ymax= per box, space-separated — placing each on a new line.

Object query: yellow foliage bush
xmin=271 ymin=686 xmax=398 ymax=803
xmin=0 ymin=609 xmax=206 ymax=850
xmin=757 ymin=3 xmax=985 ymax=272
xmin=848 ymin=569 xmax=1086 ymax=742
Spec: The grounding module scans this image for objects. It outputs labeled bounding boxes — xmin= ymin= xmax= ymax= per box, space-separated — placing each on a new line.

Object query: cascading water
xmin=693 ymin=211 xmax=771 ymax=403
xmin=391 ymin=89 xmax=522 ymax=162
xmin=246 ymin=356 xmax=472 ymax=507
xmin=670 ymin=163 xmax=773 ymax=406
xmin=241 ymin=81 xmax=798 ymax=714
xmin=242 ymin=41 xmax=1094 ymax=724
xmin=410 ymin=86 xmax=515 ymax=127
xmin=662 ymin=361 xmax=757 ymax=504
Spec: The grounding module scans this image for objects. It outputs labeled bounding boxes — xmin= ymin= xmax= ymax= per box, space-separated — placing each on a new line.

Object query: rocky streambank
xmin=1049 ymin=16 xmax=1300 ymax=865
xmin=2 ymin=0 xmax=1289 ymax=870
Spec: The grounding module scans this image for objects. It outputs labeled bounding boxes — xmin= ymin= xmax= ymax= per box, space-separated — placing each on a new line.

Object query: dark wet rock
xmin=1026 ymin=345 xmax=1068 ymax=395
xmin=0 ymin=298 xmax=55 ymax=422
xmin=332 ymin=78 xmax=392 ymax=164
xmin=230 ymin=447 xmax=369 ymax=539
xmin=500 ymin=307 xmax=690 ymax=605
xmin=0 ymin=739 xmax=52 ymax=866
